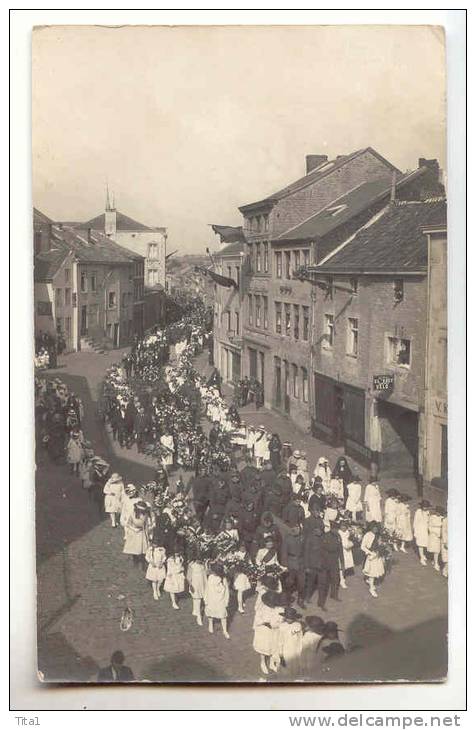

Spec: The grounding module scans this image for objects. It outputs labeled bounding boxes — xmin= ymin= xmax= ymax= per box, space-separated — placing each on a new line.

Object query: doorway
xmin=80 ymin=305 xmax=88 ymax=336
xmin=249 ymin=347 xmax=257 ymax=379
xmin=232 ymin=352 xmax=241 ymax=382
xmin=378 ymin=400 xmax=419 ymax=477
xmin=113 ymin=322 xmax=120 ymax=347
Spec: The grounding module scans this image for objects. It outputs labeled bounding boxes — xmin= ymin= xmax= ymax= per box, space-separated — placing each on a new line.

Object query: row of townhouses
xmin=33 ymin=201 xmax=168 ymax=352
xmin=210 ymin=148 xmax=447 ymax=490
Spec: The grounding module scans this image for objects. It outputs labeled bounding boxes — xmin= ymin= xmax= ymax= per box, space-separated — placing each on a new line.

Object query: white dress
xmin=329 ymin=477 xmax=344 ymax=500
xmin=186 ymin=561 xmax=208 ymax=599
xmin=413 ymin=508 xmax=430 ymax=548
xmin=428 ymin=514 xmax=443 ymax=553
xmin=384 ymin=497 xmax=398 ymax=534
xmin=103 ymin=478 xmax=123 ymax=513
xmin=279 ymin=621 xmax=303 ymax=673
xmin=361 ymin=531 xmax=385 ymax=578
xmin=145 ymin=546 xmax=167 ymax=583
xmin=346 ymin=482 xmax=363 ymax=514
xmin=253 ymin=605 xmax=284 ymax=656
xmin=204 ymin=574 xmax=229 ymax=619
xmin=338 ymin=529 xmax=355 ymax=570
xmin=232 ymin=549 xmax=252 ymax=591
xmin=395 ymin=502 xmax=413 ymax=542
xmin=364 ymin=483 xmax=382 ymax=522
xmin=164 ymin=556 xmax=185 ymax=593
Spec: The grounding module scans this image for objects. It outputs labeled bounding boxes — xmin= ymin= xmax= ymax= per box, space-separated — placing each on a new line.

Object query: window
xmin=148 ymin=269 xmax=158 ymax=286
xmin=248 ymin=294 xmax=253 ymax=326
xmin=285 ymin=251 xmax=291 ymax=279
xmin=263 ymin=242 xmax=269 ymax=273
xmin=275 ymin=301 xmax=282 ymax=334
xmin=235 ymin=266 xmax=240 ymax=289
xmin=347 ymin=318 xmax=359 ymax=356
xmin=292 ymin=364 xmax=299 ymax=398
xmin=302 ymin=368 xmax=309 ymax=403
xmin=64 ymin=288 xmax=71 ymax=306
xmin=263 ymin=296 xmax=269 ymax=329
xmin=148 ymin=243 xmax=158 ymax=258
xmin=387 ymin=336 xmax=411 ymax=366
xmin=56 ymin=317 xmax=63 ymax=333
xmin=393 ymin=279 xmax=404 ymax=304
xmin=226 ymin=311 xmax=231 ymax=332
xmin=90 ymin=273 xmax=97 ymax=292
xmin=285 ymin=303 xmax=291 ymax=336
xmin=108 ymin=291 xmax=117 ymax=309
xmin=293 ymin=250 xmax=300 ymax=273
xmin=235 ymin=311 xmax=240 ymax=335
xmin=275 ymin=251 xmax=283 ymax=278
xmin=350 ymin=277 xmax=358 ymax=294
xmin=303 ymin=306 xmax=310 ymax=341
xmin=303 ymin=249 xmax=310 ymax=267
xmin=263 ymin=214 xmax=269 ymax=232
xmin=65 ymin=316 xmax=71 ymax=336
xmin=293 ymin=304 xmax=300 ymax=339
xmin=55 ymin=288 xmax=62 ymax=307
xmin=255 ymin=295 xmax=261 ymax=328
xmin=227 ymin=266 xmax=232 ymax=280
xmin=80 ymin=273 xmax=87 ymax=293
xmin=256 ymin=243 xmax=262 ymax=273
xmin=324 ymin=314 xmax=334 ymax=347
xmin=64 ymin=269 xmax=70 ymax=283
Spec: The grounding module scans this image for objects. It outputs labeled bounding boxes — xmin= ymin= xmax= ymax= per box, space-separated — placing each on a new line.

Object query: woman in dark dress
xmin=332 ymin=456 xmax=353 ymax=503
xmin=268 ymin=433 xmax=282 ymax=472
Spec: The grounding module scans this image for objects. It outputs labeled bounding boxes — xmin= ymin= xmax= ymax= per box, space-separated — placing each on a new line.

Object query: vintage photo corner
xmin=31 ymin=23 xmax=448 ymax=685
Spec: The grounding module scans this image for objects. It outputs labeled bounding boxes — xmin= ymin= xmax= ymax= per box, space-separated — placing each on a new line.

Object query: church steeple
xmin=105 ymin=183 xmax=117 ymax=237
xmin=105 ymin=183 xmax=112 ymax=212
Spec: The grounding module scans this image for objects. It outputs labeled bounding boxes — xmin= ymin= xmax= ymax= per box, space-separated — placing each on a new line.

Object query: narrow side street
xmin=36 ymin=349 xmax=447 ymax=683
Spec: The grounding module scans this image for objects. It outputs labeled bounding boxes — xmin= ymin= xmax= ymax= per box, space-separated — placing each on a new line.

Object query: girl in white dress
xmin=338 ymin=521 xmax=355 ymax=588
xmin=232 ymin=542 xmax=252 ymax=614
xmin=413 ymin=500 xmax=431 ymax=565
xmin=204 ymin=563 xmax=230 ymax=638
xmin=314 ymin=457 xmax=331 ymax=492
xmin=103 ymin=473 xmax=124 ymax=527
xmin=363 ymin=480 xmax=382 ymax=523
xmin=164 ymin=551 xmax=185 ymax=610
xmin=253 ymin=591 xmax=285 ymax=675
xmin=394 ymin=494 xmax=413 ymax=553
xmin=345 ymin=476 xmax=363 ymax=522
xmin=428 ymin=507 xmax=443 ymax=572
xmin=145 ymin=540 xmax=167 ymax=600
xmin=186 ymin=553 xmax=208 ymax=625
xmin=361 ymin=523 xmax=385 ymax=598
xmin=160 ymin=433 xmax=175 ymax=469
xmin=383 ymin=488 xmax=400 ymax=549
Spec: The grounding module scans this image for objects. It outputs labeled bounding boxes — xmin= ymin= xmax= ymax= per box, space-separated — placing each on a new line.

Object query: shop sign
xmin=373 ymin=374 xmax=394 ymax=392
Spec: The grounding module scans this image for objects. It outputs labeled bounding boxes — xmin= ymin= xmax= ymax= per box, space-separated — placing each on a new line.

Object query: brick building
xmin=33 ymin=209 xmax=145 ymax=351
xmin=308 ymin=199 xmax=447 ymax=479
xmin=236 ymin=149 xmax=443 ymax=431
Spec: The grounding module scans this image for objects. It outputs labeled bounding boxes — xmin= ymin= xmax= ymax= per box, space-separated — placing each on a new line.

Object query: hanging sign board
xmin=373 ymin=374 xmax=394 ymax=392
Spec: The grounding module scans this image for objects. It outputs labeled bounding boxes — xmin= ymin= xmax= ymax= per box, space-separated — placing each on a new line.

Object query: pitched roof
xmin=33 ymin=208 xmax=54 ymax=226
xmin=82 ymin=210 xmax=162 ymax=232
xmin=215 ymin=241 xmax=245 ymax=257
xmin=238 ymin=147 xmax=401 ymax=213
xmin=210 ymin=224 xmax=245 ymax=243
xmin=275 ymin=169 xmax=426 ymax=242
xmin=35 ymin=223 xmax=144 ymax=266
xmin=312 ymin=199 xmax=447 ymax=274
xmin=34 ymin=247 xmax=70 ymax=282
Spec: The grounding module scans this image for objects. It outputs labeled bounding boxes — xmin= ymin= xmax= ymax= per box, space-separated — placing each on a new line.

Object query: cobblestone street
xmin=36 ymin=349 xmax=448 ymax=684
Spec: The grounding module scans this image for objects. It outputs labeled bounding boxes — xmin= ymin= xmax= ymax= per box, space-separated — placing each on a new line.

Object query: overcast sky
xmin=32 ymin=24 xmax=446 ymax=254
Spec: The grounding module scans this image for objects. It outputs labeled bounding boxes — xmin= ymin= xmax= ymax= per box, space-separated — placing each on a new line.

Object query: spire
xmin=106 ymin=183 xmax=111 ymax=212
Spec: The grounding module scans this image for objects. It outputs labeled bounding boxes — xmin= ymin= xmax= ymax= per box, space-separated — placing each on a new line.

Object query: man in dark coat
xmin=208 ymin=478 xmax=230 ymax=520
xmin=281 ymin=525 xmax=306 ymax=609
xmin=319 ymin=523 xmax=345 ymax=608
xmin=97 ymin=650 xmax=134 ymax=682
xmin=303 ymin=506 xmax=326 ymax=536
xmin=282 ymin=493 xmax=305 ymax=528
xmin=208 ymin=422 xmax=220 ymax=448
xmin=303 ymin=523 xmax=327 ymax=604
xmin=189 ymin=471 xmax=213 ymax=524
xmin=238 ymin=502 xmax=261 ymax=552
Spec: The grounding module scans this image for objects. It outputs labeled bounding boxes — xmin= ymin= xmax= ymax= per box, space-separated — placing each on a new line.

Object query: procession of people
xmin=34 ymin=299 xmax=448 ymax=679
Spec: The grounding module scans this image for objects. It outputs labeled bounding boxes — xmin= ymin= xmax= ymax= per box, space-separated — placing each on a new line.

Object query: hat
xmin=259 ymin=574 xmax=279 ymax=591
xmin=435 ymin=505 xmax=447 ymax=516
xmin=261 ymin=591 xmax=282 ymax=609
xmin=282 ymin=606 xmax=302 ymax=622
xmin=125 ymin=484 xmax=137 ymax=496
xmin=258 ymin=425 xmax=266 ymax=432
xmin=293 ymin=450 xmax=302 ymax=458
xmin=323 ymin=621 xmax=340 ymax=638
xmin=419 ymin=500 xmax=431 ymax=509
xmin=386 ymin=488 xmax=399 ymax=497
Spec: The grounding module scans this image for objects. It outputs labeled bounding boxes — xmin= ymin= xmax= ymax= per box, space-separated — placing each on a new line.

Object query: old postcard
xmin=32 ymin=24 xmax=447 ymax=684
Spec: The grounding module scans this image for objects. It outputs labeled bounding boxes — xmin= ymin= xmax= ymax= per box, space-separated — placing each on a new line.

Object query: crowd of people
xmin=35 ymin=300 xmax=448 ymax=680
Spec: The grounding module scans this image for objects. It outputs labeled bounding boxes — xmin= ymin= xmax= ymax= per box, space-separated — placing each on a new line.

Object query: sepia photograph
xmin=30 ymin=22 xmax=450 ymax=687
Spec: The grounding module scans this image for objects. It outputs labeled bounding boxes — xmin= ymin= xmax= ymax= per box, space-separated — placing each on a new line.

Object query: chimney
xmin=306 ymin=154 xmax=328 ymax=174
xmin=87 ymin=227 xmax=94 ymax=244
